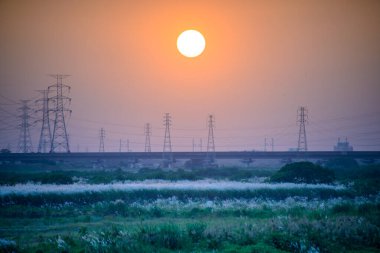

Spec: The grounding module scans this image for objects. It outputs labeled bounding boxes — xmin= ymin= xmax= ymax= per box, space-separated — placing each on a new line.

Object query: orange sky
xmin=1 ymin=0 xmax=380 ymax=151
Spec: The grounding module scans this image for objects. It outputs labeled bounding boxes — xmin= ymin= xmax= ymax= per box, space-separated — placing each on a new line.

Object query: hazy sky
xmin=1 ymin=0 xmax=379 ymax=152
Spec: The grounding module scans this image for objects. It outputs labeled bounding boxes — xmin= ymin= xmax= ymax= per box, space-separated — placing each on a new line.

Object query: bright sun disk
xmin=177 ymin=30 xmax=206 ymax=58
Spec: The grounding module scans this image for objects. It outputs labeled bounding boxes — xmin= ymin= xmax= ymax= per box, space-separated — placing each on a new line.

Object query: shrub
xmin=136 ymin=224 xmax=186 ymax=250
xmin=270 ymin=162 xmax=335 ymax=184
xmin=186 ymin=222 xmax=207 ymax=243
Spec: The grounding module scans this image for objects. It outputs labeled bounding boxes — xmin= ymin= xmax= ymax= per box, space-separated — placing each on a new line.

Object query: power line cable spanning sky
xmin=1 ymin=88 xmax=380 ymax=152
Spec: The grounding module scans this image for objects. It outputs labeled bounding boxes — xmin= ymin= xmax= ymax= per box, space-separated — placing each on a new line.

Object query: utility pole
xmin=99 ymin=128 xmax=105 ymax=152
xmin=119 ymin=139 xmax=122 ymax=152
xmin=17 ymin=100 xmax=33 ymax=153
xmin=163 ymin=113 xmax=173 ymax=164
xmin=36 ymin=90 xmax=51 ymax=153
xmin=206 ymin=114 xmax=216 ymax=162
xmin=145 ymin=123 xmax=151 ymax=152
xmin=297 ymin=106 xmax=308 ymax=151
xmin=48 ymin=74 xmax=71 ymax=152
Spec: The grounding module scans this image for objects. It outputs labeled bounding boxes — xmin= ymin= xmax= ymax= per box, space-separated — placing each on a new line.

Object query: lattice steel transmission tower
xmin=163 ymin=113 xmax=172 ymax=163
xmin=48 ymin=74 xmax=71 ymax=152
xmin=36 ymin=90 xmax=51 ymax=153
xmin=265 ymin=138 xmax=274 ymax=152
xmin=297 ymin=106 xmax=308 ymax=151
xmin=192 ymin=138 xmax=203 ymax=152
xmin=206 ymin=114 xmax=216 ymax=162
xmin=99 ymin=128 xmax=105 ymax=152
xmin=145 ymin=123 xmax=152 ymax=152
xmin=17 ymin=100 xmax=33 ymax=153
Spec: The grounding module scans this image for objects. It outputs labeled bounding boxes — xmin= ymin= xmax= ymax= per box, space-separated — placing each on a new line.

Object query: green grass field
xmin=0 ymin=162 xmax=379 ymax=252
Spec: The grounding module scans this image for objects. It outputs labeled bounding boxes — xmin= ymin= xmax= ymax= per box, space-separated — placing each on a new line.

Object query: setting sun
xmin=177 ymin=30 xmax=206 ymax=58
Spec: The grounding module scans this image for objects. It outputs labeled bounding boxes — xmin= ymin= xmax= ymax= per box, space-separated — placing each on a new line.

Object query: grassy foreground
xmin=0 ymin=163 xmax=379 ymax=252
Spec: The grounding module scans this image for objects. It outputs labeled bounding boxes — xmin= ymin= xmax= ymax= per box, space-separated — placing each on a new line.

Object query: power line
xmin=0 ymin=94 xmax=18 ymax=104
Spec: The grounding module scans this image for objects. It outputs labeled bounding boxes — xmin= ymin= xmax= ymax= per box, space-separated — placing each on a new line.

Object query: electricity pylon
xmin=206 ymin=114 xmax=216 ymax=162
xmin=265 ymin=138 xmax=274 ymax=152
xmin=36 ymin=90 xmax=51 ymax=153
xmin=17 ymin=100 xmax=33 ymax=153
xmin=99 ymin=128 xmax=105 ymax=152
xmin=297 ymin=106 xmax=308 ymax=151
xmin=48 ymin=74 xmax=71 ymax=152
xmin=163 ymin=113 xmax=173 ymax=164
xmin=145 ymin=123 xmax=151 ymax=152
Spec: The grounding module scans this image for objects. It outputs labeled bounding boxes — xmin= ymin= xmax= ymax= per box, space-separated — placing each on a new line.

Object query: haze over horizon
xmin=1 ymin=0 xmax=379 ymax=152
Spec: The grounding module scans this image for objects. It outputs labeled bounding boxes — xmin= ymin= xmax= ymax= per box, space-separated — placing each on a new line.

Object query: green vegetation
xmin=0 ymin=166 xmax=274 ymax=185
xmin=270 ymin=162 xmax=335 ymax=184
xmin=0 ymin=162 xmax=379 ymax=252
xmin=0 ymin=171 xmax=74 ymax=185
xmin=344 ymin=164 xmax=380 ymax=195
xmin=2 ymin=210 xmax=380 ymax=252
xmin=327 ymin=162 xmax=380 ymax=195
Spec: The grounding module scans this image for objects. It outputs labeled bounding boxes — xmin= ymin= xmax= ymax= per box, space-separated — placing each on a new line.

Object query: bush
xmin=136 ymin=224 xmax=186 ymax=250
xmin=270 ymin=162 xmax=335 ymax=184
xmin=350 ymin=165 xmax=380 ymax=195
xmin=186 ymin=222 xmax=207 ymax=243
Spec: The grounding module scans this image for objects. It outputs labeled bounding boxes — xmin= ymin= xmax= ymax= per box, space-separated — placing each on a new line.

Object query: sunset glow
xmin=0 ymin=0 xmax=379 ymax=152
xmin=1 ymin=1 xmax=380 ymax=251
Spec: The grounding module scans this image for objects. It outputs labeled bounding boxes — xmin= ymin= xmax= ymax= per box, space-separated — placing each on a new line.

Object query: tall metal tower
xmin=265 ymin=138 xmax=274 ymax=152
xmin=163 ymin=113 xmax=172 ymax=162
xmin=271 ymin=138 xmax=274 ymax=151
xmin=297 ymin=106 xmax=308 ymax=151
xmin=206 ymin=114 xmax=216 ymax=162
xmin=193 ymin=138 xmax=203 ymax=152
xmin=48 ymin=74 xmax=71 ymax=152
xmin=36 ymin=90 xmax=51 ymax=153
xmin=145 ymin=123 xmax=152 ymax=152
xmin=264 ymin=138 xmax=267 ymax=151
xmin=99 ymin=128 xmax=105 ymax=152
xmin=17 ymin=100 xmax=33 ymax=153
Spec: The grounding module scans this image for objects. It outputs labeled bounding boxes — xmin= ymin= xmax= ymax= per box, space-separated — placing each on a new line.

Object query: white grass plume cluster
xmin=0 ymin=180 xmax=345 ymax=196
xmin=124 ymin=195 xmax=380 ymax=212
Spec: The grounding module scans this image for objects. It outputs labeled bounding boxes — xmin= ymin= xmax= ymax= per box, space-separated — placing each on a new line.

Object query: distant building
xmin=334 ymin=138 xmax=353 ymax=151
